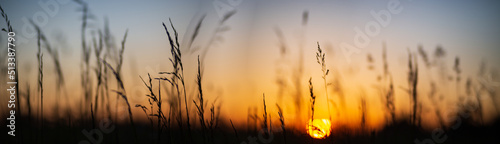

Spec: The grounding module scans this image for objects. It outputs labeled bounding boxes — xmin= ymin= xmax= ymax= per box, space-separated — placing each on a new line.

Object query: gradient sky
xmin=1 ymin=0 xmax=500 ymax=130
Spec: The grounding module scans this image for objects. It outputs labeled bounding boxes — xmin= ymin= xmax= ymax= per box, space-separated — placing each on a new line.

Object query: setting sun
xmin=307 ymin=119 xmax=332 ymax=139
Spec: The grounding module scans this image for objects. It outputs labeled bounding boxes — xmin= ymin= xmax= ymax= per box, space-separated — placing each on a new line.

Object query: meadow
xmin=1 ymin=1 xmax=500 ymax=144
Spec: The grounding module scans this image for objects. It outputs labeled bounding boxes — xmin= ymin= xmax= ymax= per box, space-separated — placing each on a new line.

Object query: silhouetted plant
xmin=276 ymin=104 xmax=287 ymax=144
xmin=315 ymin=42 xmax=333 ymax=122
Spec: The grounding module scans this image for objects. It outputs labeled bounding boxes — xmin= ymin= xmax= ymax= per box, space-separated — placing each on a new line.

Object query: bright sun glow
xmin=307 ymin=119 xmax=332 ymax=139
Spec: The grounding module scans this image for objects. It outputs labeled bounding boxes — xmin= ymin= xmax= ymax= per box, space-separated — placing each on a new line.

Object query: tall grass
xmin=308 ymin=77 xmax=317 ymax=143
xmin=101 ymin=29 xmax=137 ymax=142
xmin=407 ymin=49 xmax=419 ymax=125
xmin=207 ymin=102 xmax=220 ymax=144
xmin=309 ymin=77 xmax=316 ymax=122
xmin=30 ymin=22 xmax=66 ymax=121
xmin=262 ymin=94 xmax=269 ymax=137
xmin=139 ymin=73 xmax=169 ymax=143
xmin=74 ymin=0 xmax=93 ymax=118
xmin=4 ymin=1 xmax=500 ymax=143
xmin=34 ymin=21 xmax=44 ymax=143
xmin=276 ymin=104 xmax=287 ymax=144
xmin=102 ymin=18 xmax=113 ymax=121
xmin=360 ymin=93 xmax=367 ymax=132
xmin=477 ymin=61 xmax=498 ymax=118
xmin=194 ymin=55 xmax=207 ymax=143
xmin=161 ymin=19 xmax=196 ymax=141
xmin=417 ymin=45 xmax=447 ymax=128
xmin=92 ymin=30 xmax=104 ymax=121
xmin=102 ymin=58 xmax=137 ymax=140
xmin=230 ymin=119 xmax=239 ymax=140
xmin=382 ymin=43 xmax=396 ymax=123
xmin=315 ymin=42 xmax=332 ymax=121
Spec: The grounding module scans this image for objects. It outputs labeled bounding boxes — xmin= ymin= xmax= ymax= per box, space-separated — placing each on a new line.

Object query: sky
xmin=1 ymin=0 xmax=500 ymax=131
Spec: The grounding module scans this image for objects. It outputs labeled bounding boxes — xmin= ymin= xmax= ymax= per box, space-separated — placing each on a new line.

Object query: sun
xmin=307 ymin=119 xmax=332 ymax=139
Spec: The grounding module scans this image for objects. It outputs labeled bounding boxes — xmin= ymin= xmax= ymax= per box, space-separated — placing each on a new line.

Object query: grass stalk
xmin=93 ymin=30 xmax=104 ymax=120
xmin=276 ymin=104 xmax=286 ymax=144
xmin=230 ymin=119 xmax=239 ymax=141
xmin=103 ymin=59 xmax=137 ymax=141
xmin=309 ymin=77 xmax=316 ymax=122
xmin=382 ymin=44 xmax=396 ymax=123
xmin=315 ymin=42 xmax=332 ymax=121
xmin=308 ymin=77 xmax=316 ymax=143
xmin=194 ymin=55 xmax=207 ymax=143
xmin=262 ymin=94 xmax=269 ymax=136
xmin=161 ymin=19 xmax=195 ymax=141
xmin=35 ymin=21 xmax=44 ymax=143
xmin=74 ymin=0 xmax=92 ymax=120
xmin=407 ymin=49 xmax=419 ymax=125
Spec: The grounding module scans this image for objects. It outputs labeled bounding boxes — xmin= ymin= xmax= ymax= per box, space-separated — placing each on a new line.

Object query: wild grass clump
xmin=102 ymin=58 xmax=137 ymax=139
xmin=31 ymin=22 xmax=67 ymax=121
xmin=193 ymin=55 xmax=208 ymax=143
xmin=74 ymin=0 xmax=95 ymax=123
xmin=160 ymin=19 xmax=191 ymax=141
xmin=417 ymin=45 xmax=445 ymax=128
xmin=138 ymin=73 xmax=168 ymax=143
xmin=101 ymin=29 xmax=137 ymax=141
xmin=207 ymin=102 xmax=220 ymax=144
xmin=406 ymin=49 xmax=419 ymax=125
xmin=315 ymin=42 xmax=333 ymax=121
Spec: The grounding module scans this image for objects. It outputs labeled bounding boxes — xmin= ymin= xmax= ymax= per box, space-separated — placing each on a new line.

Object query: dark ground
xmin=1 ymin=115 xmax=500 ymax=144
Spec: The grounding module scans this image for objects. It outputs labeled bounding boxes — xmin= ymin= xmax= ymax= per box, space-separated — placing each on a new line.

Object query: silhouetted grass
xmin=92 ymin=30 xmax=104 ymax=121
xmin=262 ymin=94 xmax=270 ymax=138
xmin=31 ymin=22 xmax=67 ymax=122
xmin=382 ymin=43 xmax=396 ymax=123
xmin=193 ymin=55 xmax=207 ymax=143
xmin=141 ymin=72 xmax=173 ymax=143
xmin=315 ymin=42 xmax=332 ymax=122
xmin=2 ymin=2 xmax=500 ymax=144
xmin=359 ymin=93 xmax=367 ymax=132
xmin=308 ymin=77 xmax=317 ymax=124
xmin=0 ymin=5 xmax=13 ymax=33
xmin=407 ymin=48 xmax=419 ymax=125
xmin=230 ymin=119 xmax=239 ymax=140
xmin=161 ymin=19 xmax=190 ymax=142
xmin=277 ymin=104 xmax=287 ymax=144
xmin=102 ymin=58 xmax=137 ymax=141
xmin=35 ymin=20 xmax=44 ymax=143
xmin=74 ymin=0 xmax=94 ymax=124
